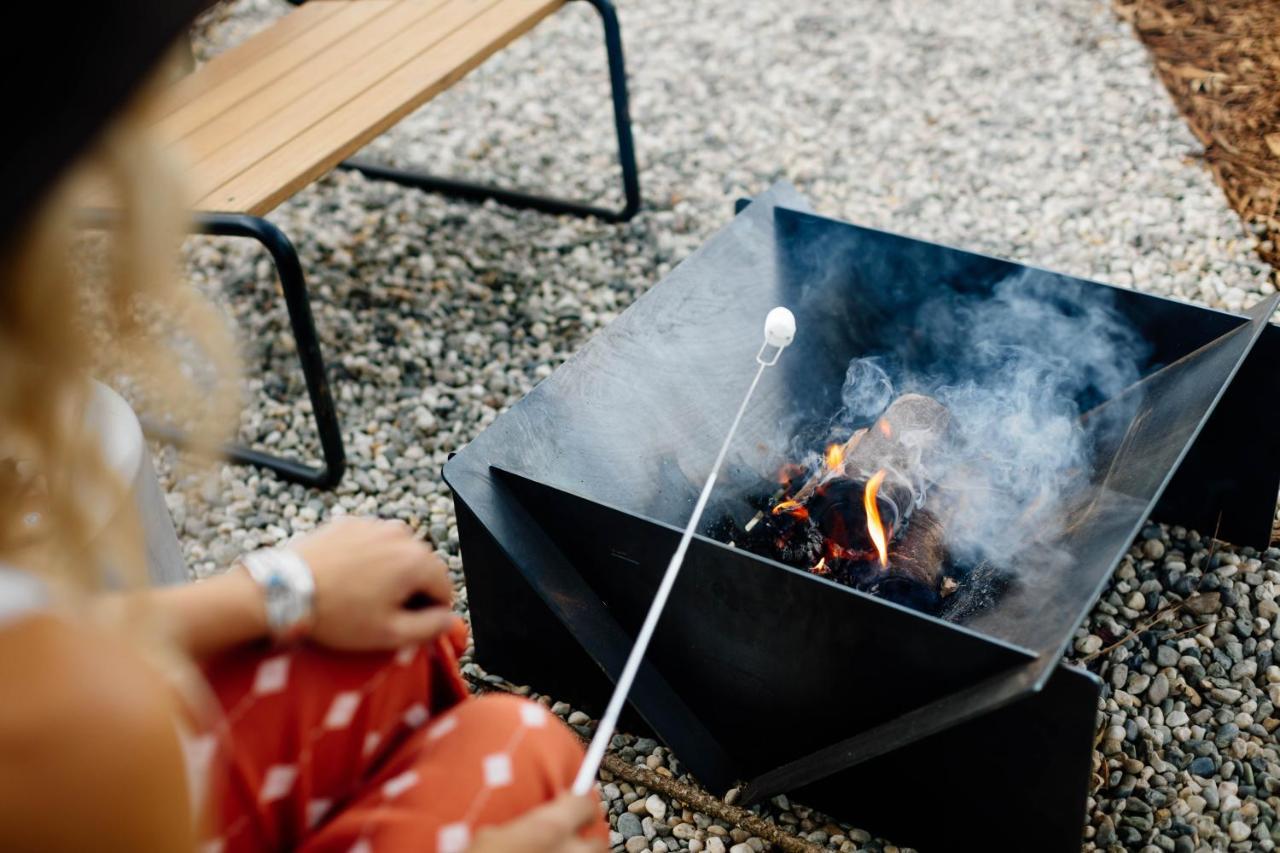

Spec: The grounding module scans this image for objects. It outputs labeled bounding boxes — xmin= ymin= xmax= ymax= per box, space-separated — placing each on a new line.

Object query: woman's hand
xmin=468 ymin=794 xmax=607 ymax=853
xmin=291 ymin=517 xmax=456 ymax=651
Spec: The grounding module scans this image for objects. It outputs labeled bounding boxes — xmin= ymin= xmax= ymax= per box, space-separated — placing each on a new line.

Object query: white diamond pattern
xmin=519 ymin=703 xmax=547 ymax=728
xmin=483 ymin=753 xmax=513 ymax=788
xmin=306 ymin=798 xmax=332 ymax=829
xmin=427 ymin=714 xmax=458 ymax=741
xmin=252 ymin=655 xmax=290 ymax=696
xmin=437 ymin=822 xmax=471 ymax=853
xmin=323 ymin=691 xmax=362 ymax=729
xmin=402 ymin=703 xmax=429 ymax=729
xmin=382 ymin=770 xmax=419 ymax=799
xmin=259 ymin=764 xmax=298 ymax=802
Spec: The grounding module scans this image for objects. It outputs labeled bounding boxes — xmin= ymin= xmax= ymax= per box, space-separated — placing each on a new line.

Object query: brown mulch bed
xmin=1116 ymin=0 xmax=1280 ymax=273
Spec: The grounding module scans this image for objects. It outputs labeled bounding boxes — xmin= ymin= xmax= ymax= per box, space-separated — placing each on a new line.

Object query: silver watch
xmin=241 ymin=546 xmax=315 ymax=641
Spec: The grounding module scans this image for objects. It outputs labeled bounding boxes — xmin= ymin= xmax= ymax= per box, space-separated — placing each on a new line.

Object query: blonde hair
xmin=0 ymin=77 xmax=239 ymax=602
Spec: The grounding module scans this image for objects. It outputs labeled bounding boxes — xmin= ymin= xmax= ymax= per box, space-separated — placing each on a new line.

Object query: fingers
xmin=402 ymin=542 xmax=453 ymax=606
xmin=387 ymin=605 xmax=456 ymax=646
xmin=342 ymin=517 xmax=452 ymax=604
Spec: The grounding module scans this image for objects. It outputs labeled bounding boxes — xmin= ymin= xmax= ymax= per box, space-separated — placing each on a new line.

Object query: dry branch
xmin=599 ymin=753 xmax=823 ymax=853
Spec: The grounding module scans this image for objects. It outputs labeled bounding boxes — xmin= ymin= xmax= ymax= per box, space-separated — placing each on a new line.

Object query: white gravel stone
xmin=644 ymin=794 xmax=667 ymax=821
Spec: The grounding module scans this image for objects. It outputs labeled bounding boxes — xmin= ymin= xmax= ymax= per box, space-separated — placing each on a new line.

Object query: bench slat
xmin=154 ymin=1 xmax=396 ymax=145
xmin=182 ymin=0 xmax=500 ymax=206
xmin=173 ymin=0 xmax=452 ymax=166
xmin=191 ymin=0 xmax=562 ymax=215
xmin=152 ymin=2 xmax=347 ymax=122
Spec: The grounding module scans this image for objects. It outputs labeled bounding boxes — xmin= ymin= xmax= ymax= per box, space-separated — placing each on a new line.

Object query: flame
xmin=825 ymin=442 xmax=845 ymax=471
xmin=771 ymin=499 xmax=809 ymax=521
xmin=863 ymin=469 xmax=889 ymax=568
xmin=811 ymin=557 xmax=829 ymax=575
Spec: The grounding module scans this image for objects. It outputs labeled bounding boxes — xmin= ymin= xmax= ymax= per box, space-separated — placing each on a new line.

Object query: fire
xmin=771 ymin=499 xmax=809 ymax=521
xmin=863 ymin=469 xmax=889 ymax=568
xmin=824 ymin=442 xmax=845 ymax=471
xmin=811 ymin=557 xmax=829 ymax=575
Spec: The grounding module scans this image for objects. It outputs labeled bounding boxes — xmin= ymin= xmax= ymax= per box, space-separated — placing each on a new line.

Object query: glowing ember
xmin=824 ymin=442 xmax=845 ymax=471
xmin=863 ymin=469 xmax=889 ymax=568
xmin=811 ymin=557 xmax=829 ymax=575
xmin=772 ymin=499 xmax=809 ymax=520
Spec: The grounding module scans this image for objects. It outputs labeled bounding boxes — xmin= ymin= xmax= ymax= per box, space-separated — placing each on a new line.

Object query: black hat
xmin=2 ymin=0 xmax=210 ymax=243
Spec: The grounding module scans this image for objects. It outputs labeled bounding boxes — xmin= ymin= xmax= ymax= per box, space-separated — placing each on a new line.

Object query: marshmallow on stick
xmin=571 ymin=307 xmax=796 ymax=794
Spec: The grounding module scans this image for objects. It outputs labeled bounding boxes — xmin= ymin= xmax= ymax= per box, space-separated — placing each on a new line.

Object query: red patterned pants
xmin=194 ymin=619 xmax=606 ymax=851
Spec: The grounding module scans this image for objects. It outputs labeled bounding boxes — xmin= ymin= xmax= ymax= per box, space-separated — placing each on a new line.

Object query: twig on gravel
xmin=1079 ymin=598 xmax=1191 ymax=664
xmin=597 ymin=753 xmax=823 ymax=853
xmin=1080 ymin=518 xmax=1226 ymax=665
xmin=464 ymin=673 xmax=823 ymax=853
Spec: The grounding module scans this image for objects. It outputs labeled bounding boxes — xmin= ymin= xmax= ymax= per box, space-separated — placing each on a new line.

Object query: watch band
xmin=241 ymin=546 xmax=315 ymax=641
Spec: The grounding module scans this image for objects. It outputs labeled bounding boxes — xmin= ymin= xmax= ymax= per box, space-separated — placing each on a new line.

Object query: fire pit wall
xmin=445 ymin=184 xmax=1280 ymax=850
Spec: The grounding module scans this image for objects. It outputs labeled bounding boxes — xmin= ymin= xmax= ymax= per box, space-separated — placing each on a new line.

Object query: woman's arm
xmin=0 ymin=615 xmax=196 ymax=851
xmin=121 ymin=517 xmax=459 ymax=661
xmin=148 ymin=566 xmax=270 ymax=658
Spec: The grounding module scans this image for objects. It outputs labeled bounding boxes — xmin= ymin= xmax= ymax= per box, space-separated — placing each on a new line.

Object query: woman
xmin=0 ymin=2 xmax=607 ymax=850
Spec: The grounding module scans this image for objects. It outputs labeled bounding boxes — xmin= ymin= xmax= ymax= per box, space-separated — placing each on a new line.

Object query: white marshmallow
xmin=764 ymin=306 xmax=796 ymax=348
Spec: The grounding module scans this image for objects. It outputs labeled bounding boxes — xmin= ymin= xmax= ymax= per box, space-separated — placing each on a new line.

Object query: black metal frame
xmin=80 ymin=209 xmax=346 ymax=489
xmin=188 ymin=213 xmax=346 ymax=488
xmin=337 ymin=0 xmax=641 ymax=222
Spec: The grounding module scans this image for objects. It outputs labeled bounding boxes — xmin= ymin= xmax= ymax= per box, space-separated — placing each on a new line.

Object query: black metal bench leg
xmin=183 ymin=213 xmax=346 ymax=489
xmin=340 ymin=0 xmax=640 ymax=222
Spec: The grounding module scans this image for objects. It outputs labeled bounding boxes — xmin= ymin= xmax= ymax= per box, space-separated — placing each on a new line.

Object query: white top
xmin=0 ymin=565 xmax=47 ymax=628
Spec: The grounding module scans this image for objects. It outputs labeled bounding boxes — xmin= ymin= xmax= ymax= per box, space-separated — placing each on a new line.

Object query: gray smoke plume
xmin=836 ymin=271 xmax=1148 ymax=569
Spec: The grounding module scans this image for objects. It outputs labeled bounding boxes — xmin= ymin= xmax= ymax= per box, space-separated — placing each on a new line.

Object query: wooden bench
xmin=144 ymin=0 xmax=640 ymax=488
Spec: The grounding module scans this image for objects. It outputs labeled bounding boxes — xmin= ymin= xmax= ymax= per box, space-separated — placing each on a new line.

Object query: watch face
xmin=245 ymin=549 xmax=314 ymax=638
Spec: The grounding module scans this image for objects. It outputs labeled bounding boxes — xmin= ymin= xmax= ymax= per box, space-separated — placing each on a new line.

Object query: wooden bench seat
xmin=152 ymin=0 xmax=564 ymax=216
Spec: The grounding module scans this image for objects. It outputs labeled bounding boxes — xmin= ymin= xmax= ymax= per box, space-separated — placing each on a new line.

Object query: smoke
xmin=836 ymin=271 xmax=1148 ymax=569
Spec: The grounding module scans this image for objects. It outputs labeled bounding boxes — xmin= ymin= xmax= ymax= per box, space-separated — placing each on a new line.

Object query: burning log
xmin=796 ymin=392 xmax=950 ymax=502
xmin=870 ymin=508 xmax=949 ymax=608
xmin=795 ymin=393 xmax=950 ymax=554
xmin=751 ymin=393 xmax=956 ymax=610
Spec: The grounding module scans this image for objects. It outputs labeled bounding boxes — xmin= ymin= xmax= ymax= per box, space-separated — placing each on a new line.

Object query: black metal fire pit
xmin=444 ymin=183 xmax=1280 ymax=851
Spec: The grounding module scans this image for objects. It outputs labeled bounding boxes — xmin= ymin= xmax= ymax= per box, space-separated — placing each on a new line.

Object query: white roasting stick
xmin=572 ymin=307 xmax=797 ymax=795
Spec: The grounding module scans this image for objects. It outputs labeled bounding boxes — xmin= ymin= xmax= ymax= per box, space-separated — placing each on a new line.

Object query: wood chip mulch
xmin=1116 ymin=0 xmax=1280 ymax=274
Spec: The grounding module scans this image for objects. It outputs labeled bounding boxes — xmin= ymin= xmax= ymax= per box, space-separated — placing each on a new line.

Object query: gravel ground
xmin=1065 ymin=526 xmax=1280 ymax=852
xmin=154 ymin=0 xmax=1277 ymax=850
